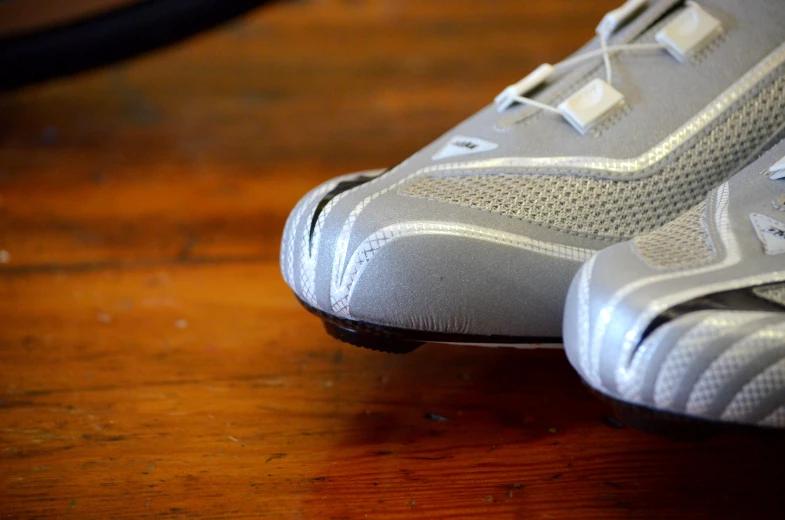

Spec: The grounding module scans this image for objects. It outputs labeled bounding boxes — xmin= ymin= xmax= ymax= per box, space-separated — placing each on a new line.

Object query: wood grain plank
xmin=0 ymin=0 xmax=613 ymax=268
xmin=2 ymin=1 xmax=784 ymax=519
xmin=1 ymin=264 xmax=784 ymax=519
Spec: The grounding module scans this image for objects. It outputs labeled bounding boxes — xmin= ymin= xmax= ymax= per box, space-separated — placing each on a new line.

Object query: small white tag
xmin=432 ymin=135 xmax=498 ymax=160
xmin=557 ymin=79 xmax=624 ymax=134
xmin=769 ymin=155 xmax=785 ymax=180
xmin=750 ymin=213 xmax=785 ymax=255
xmin=655 ymin=3 xmax=721 ymax=62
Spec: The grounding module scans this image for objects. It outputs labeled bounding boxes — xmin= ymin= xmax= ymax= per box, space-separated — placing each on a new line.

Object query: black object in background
xmin=0 ymin=0 xmax=274 ymax=91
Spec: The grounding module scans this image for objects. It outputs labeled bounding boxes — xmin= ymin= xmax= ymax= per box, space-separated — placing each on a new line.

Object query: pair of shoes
xmin=280 ymin=0 xmax=785 ymax=429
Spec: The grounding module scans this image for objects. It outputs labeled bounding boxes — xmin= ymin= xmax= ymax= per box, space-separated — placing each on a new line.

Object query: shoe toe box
xmin=280 ymin=169 xmax=386 ymax=304
xmin=564 ymin=242 xmax=785 ymax=427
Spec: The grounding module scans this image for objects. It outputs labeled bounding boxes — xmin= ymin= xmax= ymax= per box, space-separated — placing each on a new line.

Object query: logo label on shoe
xmin=750 ymin=213 xmax=785 ymax=255
xmin=432 ymin=135 xmax=498 ymax=160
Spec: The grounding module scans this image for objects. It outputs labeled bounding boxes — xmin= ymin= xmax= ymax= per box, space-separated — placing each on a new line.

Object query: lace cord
xmin=496 ymin=0 xmax=670 ymax=117
xmin=599 ymin=31 xmax=614 ymax=84
xmin=503 ymin=42 xmax=667 ymax=115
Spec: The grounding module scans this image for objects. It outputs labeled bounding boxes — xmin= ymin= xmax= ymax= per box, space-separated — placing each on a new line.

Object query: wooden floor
xmin=2 ymin=1 xmax=784 ymax=518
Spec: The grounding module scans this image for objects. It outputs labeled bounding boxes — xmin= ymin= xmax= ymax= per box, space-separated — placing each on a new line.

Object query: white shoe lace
xmin=494 ymin=0 xmax=717 ymax=119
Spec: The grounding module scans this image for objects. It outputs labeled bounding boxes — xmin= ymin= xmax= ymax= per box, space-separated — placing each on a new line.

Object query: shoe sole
xmin=584 ymin=382 xmax=784 ymax=439
xmin=296 ymin=296 xmax=560 ymax=353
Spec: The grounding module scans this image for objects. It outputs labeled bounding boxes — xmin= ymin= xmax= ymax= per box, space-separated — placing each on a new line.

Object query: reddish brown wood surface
xmin=1 ymin=1 xmax=784 ymax=518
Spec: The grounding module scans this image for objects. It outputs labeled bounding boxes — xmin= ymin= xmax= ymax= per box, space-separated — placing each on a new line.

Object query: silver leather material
xmin=564 ymin=140 xmax=785 ymax=427
xmin=282 ymin=0 xmax=785 ymax=341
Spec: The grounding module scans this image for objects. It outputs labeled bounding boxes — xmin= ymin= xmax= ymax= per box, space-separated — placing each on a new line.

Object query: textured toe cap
xmin=284 ymin=162 xmax=600 ymax=339
xmin=280 ymin=169 xmax=386 ymax=305
xmin=564 ymin=246 xmax=785 ymax=428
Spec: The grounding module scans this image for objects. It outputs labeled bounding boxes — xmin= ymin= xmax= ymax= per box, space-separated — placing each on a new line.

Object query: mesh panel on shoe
xmin=401 ymin=72 xmax=785 ymax=239
xmin=754 ymin=284 xmax=785 ymax=308
xmin=632 ymin=201 xmax=716 ymax=270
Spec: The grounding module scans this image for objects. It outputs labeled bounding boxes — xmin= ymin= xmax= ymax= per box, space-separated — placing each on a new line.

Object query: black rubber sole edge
xmin=296 ymin=296 xmax=561 ymax=354
xmin=585 ymin=383 xmax=784 ymax=439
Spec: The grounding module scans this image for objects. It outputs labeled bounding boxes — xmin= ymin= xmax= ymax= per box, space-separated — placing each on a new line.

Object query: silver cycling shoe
xmin=564 ymin=139 xmax=785 ymax=429
xmin=281 ymin=0 xmax=785 ymax=352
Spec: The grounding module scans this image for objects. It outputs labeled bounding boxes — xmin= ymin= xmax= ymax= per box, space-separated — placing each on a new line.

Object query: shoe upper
xmin=282 ymin=0 xmax=785 ymax=340
xmin=563 ymin=139 xmax=785 ymax=427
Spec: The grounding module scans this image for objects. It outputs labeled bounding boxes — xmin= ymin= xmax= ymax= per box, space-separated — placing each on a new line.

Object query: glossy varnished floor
xmin=1 ymin=1 xmax=784 ymax=518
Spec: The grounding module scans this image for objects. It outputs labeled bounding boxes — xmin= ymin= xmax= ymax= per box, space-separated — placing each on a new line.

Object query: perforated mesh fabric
xmin=401 ymin=72 xmax=785 ymax=239
xmin=753 ymin=284 xmax=785 ymax=308
xmin=686 ymin=322 xmax=785 ymax=416
xmin=653 ymin=314 xmax=737 ymax=408
xmin=722 ymin=357 xmax=785 ymax=422
xmin=761 ymin=405 xmax=785 ymax=427
xmin=632 ymin=201 xmax=716 ymax=270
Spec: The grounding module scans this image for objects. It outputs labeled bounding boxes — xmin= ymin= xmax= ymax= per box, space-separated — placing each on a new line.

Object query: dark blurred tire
xmin=0 ymin=0 xmax=275 ymax=91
